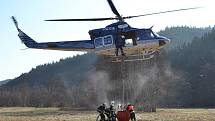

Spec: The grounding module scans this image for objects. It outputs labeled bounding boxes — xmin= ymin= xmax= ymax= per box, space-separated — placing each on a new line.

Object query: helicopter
xmin=12 ymin=0 xmax=199 ymax=62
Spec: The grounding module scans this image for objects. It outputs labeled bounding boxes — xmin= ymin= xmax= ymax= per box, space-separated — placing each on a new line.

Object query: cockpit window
xmin=145 ymin=30 xmax=154 ymax=38
xmin=149 ymin=30 xmax=159 ymax=38
xmin=152 ymin=31 xmax=159 ymax=37
xmin=150 ymin=32 xmax=155 ymax=38
xmin=138 ymin=29 xmax=159 ymax=40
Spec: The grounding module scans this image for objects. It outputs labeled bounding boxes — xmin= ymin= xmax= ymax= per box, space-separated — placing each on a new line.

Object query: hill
xmin=158 ymin=26 xmax=211 ymax=50
xmin=0 ymin=79 xmax=10 ymax=86
xmin=168 ymin=28 xmax=215 ymax=107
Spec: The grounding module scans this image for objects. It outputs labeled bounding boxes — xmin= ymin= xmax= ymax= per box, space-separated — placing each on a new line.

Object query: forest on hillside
xmin=0 ymin=26 xmax=214 ymax=108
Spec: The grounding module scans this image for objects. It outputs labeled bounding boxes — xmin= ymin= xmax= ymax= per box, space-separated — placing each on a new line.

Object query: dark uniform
xmin=97 ymin=104 xmax=106 ymax=121
xmin=115 ymin=30 xmax=125 ymax=56
xmin=105 ymin=104 xmax=116 ymax=121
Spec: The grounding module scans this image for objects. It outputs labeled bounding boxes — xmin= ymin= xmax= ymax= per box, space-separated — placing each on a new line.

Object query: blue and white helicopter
xmin=12 ymin=0 xmax=199 ymax=62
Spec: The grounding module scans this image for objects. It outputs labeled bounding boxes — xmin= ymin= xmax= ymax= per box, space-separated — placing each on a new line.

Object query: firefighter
xmin=97 ymin=103 xmax=106 ymax=121
xmin=126 ymin=104 xmax=136 ymax=121
xmin=105 ymin=101 xmax=116 ymax=121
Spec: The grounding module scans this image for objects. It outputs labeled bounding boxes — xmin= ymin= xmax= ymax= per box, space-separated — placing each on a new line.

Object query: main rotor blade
xmin=123 ymin=7 xmax=201 ymax=19
xmin=107 ymin=0 xmax=122 ymax=20
xmin=45 ymin=17 xmax=117 ymax=21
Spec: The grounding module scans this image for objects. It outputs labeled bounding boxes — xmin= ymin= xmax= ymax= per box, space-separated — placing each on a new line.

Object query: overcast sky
xmin=0 ymin=0 xmax=214 ymax=81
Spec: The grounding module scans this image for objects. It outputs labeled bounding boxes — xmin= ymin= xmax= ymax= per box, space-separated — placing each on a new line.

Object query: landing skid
xmin=110 ymin=54 xmax=155 ymax=63
xmin=100 ymin=49 xmax=160 ymax=63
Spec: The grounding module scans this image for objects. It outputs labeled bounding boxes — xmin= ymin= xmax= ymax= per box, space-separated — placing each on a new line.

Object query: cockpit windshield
xmin=152 ymin=31 xmax=159 ymax=37
xmin=145 ymin=29 xmax=157 ymax=38
xmin=138 ymin=29 xmax=160 ymax=40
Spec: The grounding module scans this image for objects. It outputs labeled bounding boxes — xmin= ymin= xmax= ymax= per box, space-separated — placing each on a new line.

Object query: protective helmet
xmin=102 ymin=103 xmax=106 ymax=107
xmin=111 ymin=101 xmax=115 ymax=106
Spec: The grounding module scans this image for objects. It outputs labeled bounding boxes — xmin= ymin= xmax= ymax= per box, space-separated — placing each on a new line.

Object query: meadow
xmin=0 ymin=107 xmax=215 ymax=121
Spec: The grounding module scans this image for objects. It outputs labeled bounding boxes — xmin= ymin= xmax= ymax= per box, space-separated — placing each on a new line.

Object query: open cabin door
xmin=123 ymin=31 xmax=137 ymax=46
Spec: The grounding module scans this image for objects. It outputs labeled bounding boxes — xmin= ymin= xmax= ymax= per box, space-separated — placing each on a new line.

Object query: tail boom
xmin=11 ymin=16 xmax=94 ymax=52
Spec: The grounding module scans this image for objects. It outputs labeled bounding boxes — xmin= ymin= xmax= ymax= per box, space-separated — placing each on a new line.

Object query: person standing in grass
xmin=126 ymin=104 xmax=136 ymax=121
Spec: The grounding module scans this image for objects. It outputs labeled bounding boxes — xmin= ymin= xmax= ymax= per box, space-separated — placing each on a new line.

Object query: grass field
xmin=0 ymin=107 xmax=215 ymax=121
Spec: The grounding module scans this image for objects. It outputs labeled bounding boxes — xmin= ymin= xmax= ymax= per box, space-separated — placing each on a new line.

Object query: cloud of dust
xmin=89 ymin=71 xmax=110 ymax=105
xmin=130 ymin=63 xmax=180 ymax=104
xmin=132 ymin=65 xmax=159 ymax=101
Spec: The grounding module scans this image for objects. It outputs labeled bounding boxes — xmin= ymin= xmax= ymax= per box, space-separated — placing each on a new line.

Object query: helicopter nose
xmin=165 ymin=38 xmax=171 ymax=44
xmin=159 ymin=38 xmax=170 ymax=47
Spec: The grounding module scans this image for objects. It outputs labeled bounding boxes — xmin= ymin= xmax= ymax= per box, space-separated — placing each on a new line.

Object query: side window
xmin=104 ymin=35 xmax=113 ymax=46
xmin=94 ymin=35 xmax=113 ymax=48
xmin=94 ymin=37 xmax=103 ymax=48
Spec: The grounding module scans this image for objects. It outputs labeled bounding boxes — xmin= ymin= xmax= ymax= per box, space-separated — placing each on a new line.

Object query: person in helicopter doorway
xmin=97 ymin=103 xmax=106 ymax=121
xmin=115 ymin=29 xmax=126 ymax=56
xmin=126 ymin=104 xmax=136 ymax=121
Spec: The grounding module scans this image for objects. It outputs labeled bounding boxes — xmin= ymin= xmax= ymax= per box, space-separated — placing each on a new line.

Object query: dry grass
xmin=137 ymin=109 xmax=215 ymax=121
xmin=0 ymin=107 xmax=215 ymax=121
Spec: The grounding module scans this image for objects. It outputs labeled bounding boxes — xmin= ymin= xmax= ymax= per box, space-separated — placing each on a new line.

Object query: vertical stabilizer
xmin=11 ymin=16 xmax=38 ymax=48
xmin=11 ymin=16 xmax=19 ymax=31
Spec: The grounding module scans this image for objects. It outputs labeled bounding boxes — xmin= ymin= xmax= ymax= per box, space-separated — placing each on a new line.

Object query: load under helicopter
xmin=12 ymin=0 xmax=199 ymax=62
